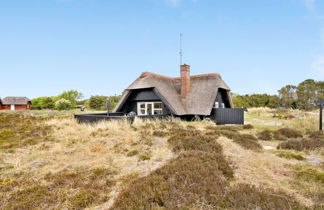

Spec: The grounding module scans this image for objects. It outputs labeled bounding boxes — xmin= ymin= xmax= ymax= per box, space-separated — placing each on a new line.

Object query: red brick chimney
xmin=180 ymin=64 xmax=191 ymax=98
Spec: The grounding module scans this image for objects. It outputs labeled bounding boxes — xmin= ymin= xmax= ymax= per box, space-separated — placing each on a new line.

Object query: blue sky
xmin=0 ymin=0 xmax=323 ymax=99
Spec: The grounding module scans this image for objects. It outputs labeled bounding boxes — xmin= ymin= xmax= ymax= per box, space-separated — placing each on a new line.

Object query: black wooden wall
xmin=118 ymin=88 xmax=171 ymax=115
xmin=215 ymin=88 xmax=231 ymax=108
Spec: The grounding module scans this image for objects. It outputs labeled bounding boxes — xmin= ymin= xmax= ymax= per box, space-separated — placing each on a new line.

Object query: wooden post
xmin=315 ymin=100 xmax=324 ymax=131
xmin=106 ymin=99 xmax=110 ymax=116
xmin=320 ymin=105 xmax=323 ymax=131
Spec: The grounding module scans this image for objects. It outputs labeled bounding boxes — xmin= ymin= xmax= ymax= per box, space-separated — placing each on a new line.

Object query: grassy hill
xmin=0 ymin=108 xmax=323 ymax=209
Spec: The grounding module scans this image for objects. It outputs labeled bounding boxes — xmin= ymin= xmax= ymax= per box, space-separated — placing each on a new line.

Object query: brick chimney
xmin=180 ymin=64 xmax=191 ymax=98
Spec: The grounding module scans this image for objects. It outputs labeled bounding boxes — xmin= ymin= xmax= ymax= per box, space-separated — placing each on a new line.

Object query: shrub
xmin=139 ymin=152 xmax=151 ymax=161
xmin=243 ymin=124 xmax=254 ymax=129
xmin=153 ymin=130 xmax=169 ymax=137
xmin=225 ymin=183 xmax=303 ymax=210
xmin=0 ymin=114 xmax=52 ymax=150
xmin=276 ymin=151 xmax=305 ymax=160
xmin=6 ymin=185 xmax=52 ymax=210
xmin=55 ymin=90 xmax=83 ymax=107
xmin=168 ymin=131 xmax=222 ymax=154
xmin=127 ymin=150 xmax=139 ymax=157
xmin=307 ymin=130 xmax=324 ymax=141
xmin=258 ymin=128 xmax=303 ymax=141
xmin=293 ymin=164 xmax=324 ymax=184
xmin=112 ymin=151 xmax=303 ymax=209
xmin=31 ymin=97 xmax=55 ymax=110
xmin=272 ymin=131 xmax=287 ymax=141
xmin=257 ymin=129 xmax=273 ymax=140
xmin=55 ymin=99 xmax=72 ymax=110
xmin=277 ymin=138 xmax=324 ymax=151
xmin=112 ymin=151 xmax=233 ymax=209
xmin=206 ymin=127 xmax=261 ymax=151
xmin=231 ymin=134 xmax=262 ymax=151
xmin=89 ymin=96 xmax=107 ymax=110
xmin=69 ymin=190 xmax=96 ymax=209
xmin=277 ymin=128 xmax=303 ymax=138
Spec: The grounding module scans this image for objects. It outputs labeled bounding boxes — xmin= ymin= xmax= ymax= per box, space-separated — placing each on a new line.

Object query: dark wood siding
xmin=212 ymin=108 xmax=244 ymax=125
xmin=214 ymin=88 xmax=231 ymax=108
xmin=119 ymin=88 xmax=171 ymax=115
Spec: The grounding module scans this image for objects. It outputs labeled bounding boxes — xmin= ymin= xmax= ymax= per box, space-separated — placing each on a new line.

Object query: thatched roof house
xmin=114 ymin=64 xmax=233 ymax=118
xmin=0 ymin=97 xmax=31 ymax=110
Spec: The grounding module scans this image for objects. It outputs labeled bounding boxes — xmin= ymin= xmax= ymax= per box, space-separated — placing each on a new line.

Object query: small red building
xmin=0 ymin=97 xmax=31 ymax=110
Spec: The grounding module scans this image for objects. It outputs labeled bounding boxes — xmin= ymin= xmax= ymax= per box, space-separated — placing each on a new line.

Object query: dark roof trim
xmin=152 ymin=88 xmax=176 ymax=115
xmin=115 ymin=91 xmax=131 ymax=112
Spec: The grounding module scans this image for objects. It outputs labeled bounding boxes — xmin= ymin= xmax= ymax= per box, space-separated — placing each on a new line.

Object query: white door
xmin=10 ymin=105 xmax=15 ymax=110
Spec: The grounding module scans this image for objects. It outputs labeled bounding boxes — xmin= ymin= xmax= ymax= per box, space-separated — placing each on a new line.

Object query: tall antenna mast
xmin=179 ymin=33 xmax=183 ymax=65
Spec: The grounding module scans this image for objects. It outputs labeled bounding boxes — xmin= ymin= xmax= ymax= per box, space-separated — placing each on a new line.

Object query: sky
xmin=0 ymin=0 xmax=324 ymax=99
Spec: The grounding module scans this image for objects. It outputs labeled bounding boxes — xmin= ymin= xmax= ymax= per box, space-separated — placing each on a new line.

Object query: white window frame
xmin=137 ymin=102 xmax=163 ymax=116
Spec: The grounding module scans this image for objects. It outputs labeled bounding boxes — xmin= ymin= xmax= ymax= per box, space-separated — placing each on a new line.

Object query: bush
xmin=258 ymin=128 xmax=303 ymax=141
xmin=54 ymin=90 xmax=83 ymax=107
xmin=112 ymin=151 xmax=303 ymax=209
xmin=112 ymin=151 xmax=233 ymax=209
xmin=276 ymin=151 xmax=305 ymax=160
xmin=277 ymin=138 xmax=324 ymax=151
xmin=307 ymin=130 xmax=324 ymax=141
xmin=153 ymin=130 xmax=169 ymax=137
xmin=293 ymin=164 xmax=324 ymax=184
xmin=127 ymin=150 xmax=139 ymax=157
xmin=206 ymin=127 xmax=262 ymax=151
xmin=257 ymin=130 xmax=273 ymax=140
xmin=168 ymin=130 xmax=222 ymax=153
xmin=55 ymin=99 xmax=72 ymax=110
xmin=231 ymin=134 xmax=262 ymax=151
xmin=31 ymin=97 xmax=55 ymax=110
xmin=89 ymin=96 xmax=107 ymax=110
xmin=277 ymin=128 xmax=303 ymax=138
xmin=243 ymin=124 xmax=254 ymax=129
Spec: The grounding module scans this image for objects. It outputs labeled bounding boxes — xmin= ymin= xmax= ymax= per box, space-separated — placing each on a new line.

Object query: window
xmin=137 ymin=102 xmax=163 ymax=116
xmin=153 ymin=102 xmax=163 ymax=115
xmin=138 ymin=103 xmax=146 ymax=115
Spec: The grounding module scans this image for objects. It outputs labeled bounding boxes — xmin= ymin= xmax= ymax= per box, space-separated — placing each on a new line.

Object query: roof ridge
xmin=140 ymin=72 xmax=221 ymax=80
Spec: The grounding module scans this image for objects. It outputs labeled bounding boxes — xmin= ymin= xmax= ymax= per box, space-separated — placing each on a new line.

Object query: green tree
xmin=316 ymin=81 xmax=324 ymax=100
xmin=55 ymin=99 xmax=72 ymax=110
xmin=108 ymin=95 xmax=122 ymax=111
xmin=31 ymin=97 xmax=55 ymax=110
xmin=55 ymin=90 xmax=83 ymax=107
xmin=89 ymin=96 xmax=107 ymax=110
xmin=296 ymin=79 xmax=317 ymax=110
xmin=278 ymin=85 xmax=297 ymax=108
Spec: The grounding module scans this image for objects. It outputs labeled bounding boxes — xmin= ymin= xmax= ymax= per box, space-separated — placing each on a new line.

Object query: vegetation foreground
xmin=0 ymin=108 xmax=323 ymax=209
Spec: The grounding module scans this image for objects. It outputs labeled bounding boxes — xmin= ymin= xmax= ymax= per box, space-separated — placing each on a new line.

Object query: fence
xmin=212 ymin=108 xmax=245 ymax=125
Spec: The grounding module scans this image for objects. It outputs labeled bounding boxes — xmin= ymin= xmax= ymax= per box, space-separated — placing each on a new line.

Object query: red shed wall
xmin=0 ymin=105 xmax=29 ymax=110
xmin=1 ymin=105 xmax=10 ymax=110
xmin=15 ymin=105 xmax=29 ymax=110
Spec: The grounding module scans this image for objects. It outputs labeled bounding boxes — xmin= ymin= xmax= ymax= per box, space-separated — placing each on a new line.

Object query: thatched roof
xmin=114 ymin=72 xmax=232 ymax=116
xmin=1 ymin=97 xmax=31 ymax=105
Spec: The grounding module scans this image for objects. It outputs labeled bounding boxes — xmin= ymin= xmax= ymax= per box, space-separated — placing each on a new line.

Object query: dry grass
xmin=218 ymin=136 xmax=319 ymax=207
xmin=0 ymin=115 xmax=175 ymax=209
xmin=113 ymin=134 xmax=303 ymax=210
xmin=0 ymin=108 xmax=323 ymax=209
xmin=246 ymin=107 xmax=318 ymax=133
